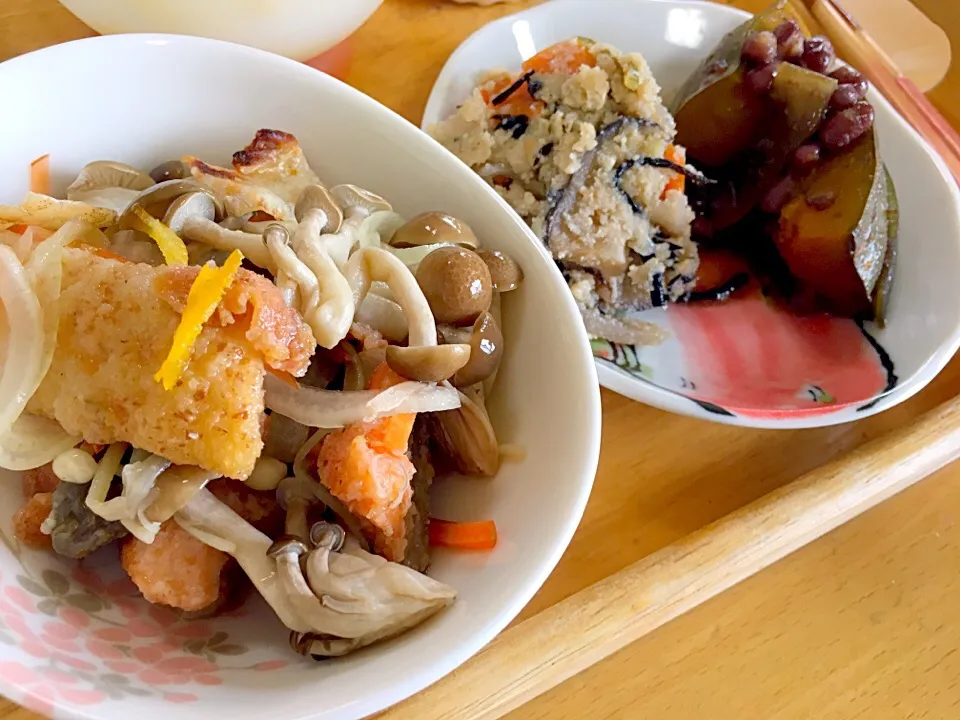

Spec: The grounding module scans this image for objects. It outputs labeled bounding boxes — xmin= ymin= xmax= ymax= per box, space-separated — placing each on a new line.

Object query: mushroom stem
xmin=276 ymin=474 xmax=322 ymax=543
xmin=265 ymin=224 xmax=312 ymax=309
xmin=181 ymin=216 xmax=276 ymax=271
xmin=175 ymin=489 xmax=311 ymax=632
xmin=290 ymin=212 xmax=355 ymax=349
xmin=285 ymin=498 xmax=311 ymax=542
xmin=343 ymin=247 xmax=437 ymax=347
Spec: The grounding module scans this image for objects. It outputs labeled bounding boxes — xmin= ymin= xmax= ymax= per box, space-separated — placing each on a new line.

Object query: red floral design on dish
xmin=670 ymin=294 xmax=890 ymax=419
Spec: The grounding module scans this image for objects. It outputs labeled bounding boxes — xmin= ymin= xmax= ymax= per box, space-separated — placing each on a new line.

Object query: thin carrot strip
xmin=428 ymin=519 xmax=498 ymax=551
xmin=30 ymin=154 xmax=50 ymax=195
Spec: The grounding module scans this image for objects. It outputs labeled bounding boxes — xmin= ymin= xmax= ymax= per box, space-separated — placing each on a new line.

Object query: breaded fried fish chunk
xmin=27 ymin=248 xmax=314 ymax=479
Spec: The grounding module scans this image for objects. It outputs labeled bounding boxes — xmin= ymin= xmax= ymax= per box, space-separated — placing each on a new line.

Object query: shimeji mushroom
xmin=175 ymin=490 xmax=456 ymax=657
xmin=321 ymin=185 xmax=392 ymax=265
xmin=175 ymin=488 xmax=311 ymax=632
xmin=276 ymin=474 xmax=319 ymax=542
xmin=278 ymin=524 xmax=457 ymax=658
xmin=343 ymin=247 xmax=484 ymax=384
xmin=264 ymin=223 xmax=315 ymax=308
xmin=476 ymin=249 xmax=523 ymax=292
xmin=295 ymin=185 xmax=342 ymax=234
xmin=148 ymin=160 xmax=190 ymax=184
xmin=66 ymin=161 xmax=156 ymax=213
xmin=451 ymin=311 xmax=503 ymax=388
xmin=180 ymin=216 xmax=276 ymax=271
xmin=415 ymin=246 xmax=493 ymax=325
xmin=117 ymin=179 xmax=222 ymax=229
xmin=264 ymin=220 xmax=353 ymax=349
xmin=390 ymin=211 xmax=480 ymax=249
xmin=290 ymin=196 xmax=356 ymax=348
xmin=386 ymin=343 xmax=471 ymax=383
xmin=162 ymin=191 xmax=218 ymax=235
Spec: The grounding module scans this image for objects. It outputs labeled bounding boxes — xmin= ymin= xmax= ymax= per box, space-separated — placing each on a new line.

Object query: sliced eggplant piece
xmin=49 ymin=481 xmax=129 ymax=559
xmin=402 ymin=419 xmax=435 ymax=574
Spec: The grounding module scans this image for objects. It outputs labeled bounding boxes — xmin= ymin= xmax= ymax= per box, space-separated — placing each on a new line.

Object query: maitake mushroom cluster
xmin=0 ymin=130 xmax=523 ymax=658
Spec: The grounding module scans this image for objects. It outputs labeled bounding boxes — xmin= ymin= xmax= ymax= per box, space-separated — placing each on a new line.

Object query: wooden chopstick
xmin=379 ymin=393 xmax=960 ymax=719
xmin=808 ymin=0 xmax=960 ymax=185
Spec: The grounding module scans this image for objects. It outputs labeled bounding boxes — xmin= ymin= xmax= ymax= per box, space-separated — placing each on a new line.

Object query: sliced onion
xmin=0 ymin=230 xmax=35 ymax=263
xmin=0 ymin=222 xmax=117 ymax=470
xmin=387 ymin=242 xmax=456 ymax=270
xmin=0 ymin=245 xmax=45 ymax=436
xmin=86 ymin=443 xmax=128 ymax=514
xmin=343 ymin=247 xmax=436 ymax=347
xmin=341 ymin=343 xmax=366 ymax=393
xmin=264 ymin=374 xmax=461 ymax=428
xmin=68 ymin=187 xmax=140 ymax=214
xmin=89 ymin=452 xmax=171 ymax=546
xmin=0 ymin=414 xmax=80 ymax=471
xmin=358 ymin=211 xmax=405 ymax=249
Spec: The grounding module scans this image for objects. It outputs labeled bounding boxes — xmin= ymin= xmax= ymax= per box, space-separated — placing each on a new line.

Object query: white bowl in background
xmin=422 ymin=0 xmax=960 ymax=429
xmin=0 ymin=33 xmax=601 ymax=720
xmin=57 ymin=0 xmax=384 ymax=60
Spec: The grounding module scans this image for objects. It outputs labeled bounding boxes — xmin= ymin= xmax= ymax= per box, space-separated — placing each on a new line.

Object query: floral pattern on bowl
xmin=0 ymin=530 xmax=296 ymax=718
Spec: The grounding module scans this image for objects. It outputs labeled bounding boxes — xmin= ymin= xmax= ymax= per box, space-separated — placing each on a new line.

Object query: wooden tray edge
xmin=378 ymin=395 xmax=960 ymax=720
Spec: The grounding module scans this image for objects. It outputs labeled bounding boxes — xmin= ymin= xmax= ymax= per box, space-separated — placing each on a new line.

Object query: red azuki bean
xmin=746 ymin=62 xmax=780 ymax=93
xmin=819 ymin=101 xmax=875 ymax=151
xmin=761 ymin=175 xmax=796 ymax=213
xmin=830 ymin=84 xmax=861 ymax=111
xmin=774 ymin=20 xmax=804 ymax=61
xmin=800 ymin=36 xmax=835 ymax=74
xmin=829 ymin=66 xmax=869 ymax=99
xmin=741 ymin=30 xmax=778 ymax=65
xmin=792 ymin=143 xmax=821 ymax=173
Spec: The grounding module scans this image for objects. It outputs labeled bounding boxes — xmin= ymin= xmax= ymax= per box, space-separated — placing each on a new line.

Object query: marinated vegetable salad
xmin=1 ymin=129 xmax=521 ymax=658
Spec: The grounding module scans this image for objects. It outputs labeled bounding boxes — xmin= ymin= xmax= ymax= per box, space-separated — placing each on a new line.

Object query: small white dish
xmin=422 ymin=0 xmax=960 ymax=429
xmin=57 ymin=0 xmax=383 ymax=61
xmin=0 ymin=33 xmax=601 ymax=720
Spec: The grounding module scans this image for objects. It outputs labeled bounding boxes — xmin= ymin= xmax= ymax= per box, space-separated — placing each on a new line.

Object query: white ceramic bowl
xmin=57 ymin=0 xmax=384 ymax=60
xmin=422 ymin=0 xmax=960 ymax=429
xmin=0 ymin=34 xmax=601 ymax=720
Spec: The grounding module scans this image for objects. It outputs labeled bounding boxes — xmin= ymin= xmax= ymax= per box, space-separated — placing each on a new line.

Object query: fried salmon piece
xmin=156 ymin=264 xmax=315 ymax=376
xmin=121 ymin=521 xmax=227 ymax=612
xmin=13 ymin=493 xmax=53 ymax=549
xmin=27 ymin=248 xmax=314 ymax=479
xmin=208 ymin=478 xmax=283 ymax=535
xmin=316 ymin=363 xmax=416 ymax=562
xmin=22 ymin=463 xmax=59 ymax=498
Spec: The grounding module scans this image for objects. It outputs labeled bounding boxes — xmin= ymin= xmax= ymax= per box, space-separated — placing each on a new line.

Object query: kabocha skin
xmin=671 ymin=0 xmax=898 ymax=323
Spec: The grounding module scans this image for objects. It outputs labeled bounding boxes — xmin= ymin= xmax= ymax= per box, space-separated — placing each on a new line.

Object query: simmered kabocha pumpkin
xmin=671 ymin=0 xmax=898 ymax=323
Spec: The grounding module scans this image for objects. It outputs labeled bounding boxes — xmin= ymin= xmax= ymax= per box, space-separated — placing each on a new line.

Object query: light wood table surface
xmin=2 ymin=1 xmax=960 ymax=718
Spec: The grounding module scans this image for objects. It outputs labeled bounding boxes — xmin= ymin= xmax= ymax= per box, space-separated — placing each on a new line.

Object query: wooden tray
xmin=1 ymin=1 xmax=958 ymax=719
